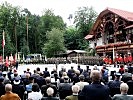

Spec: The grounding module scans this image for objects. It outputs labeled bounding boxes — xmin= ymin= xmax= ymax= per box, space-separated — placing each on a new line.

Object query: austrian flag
xmin=2 ymin=30 xmax=5 ymax=48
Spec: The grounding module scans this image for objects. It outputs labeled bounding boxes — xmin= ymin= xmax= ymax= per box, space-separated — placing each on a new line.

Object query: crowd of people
xmin=0 ymin=63 xmax=133 ymax=100
xmin=103 ymin=53 xmax=133 ymax=65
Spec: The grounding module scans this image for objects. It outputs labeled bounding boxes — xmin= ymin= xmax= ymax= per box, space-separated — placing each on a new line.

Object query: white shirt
xmin=28 ymin=91 xmax=42 ymax=100
xmin=75 ymin=81 xmax=89 ymax=90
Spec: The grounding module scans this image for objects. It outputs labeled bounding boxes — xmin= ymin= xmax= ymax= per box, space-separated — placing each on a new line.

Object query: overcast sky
xmin=0 ymin=0 xmax=133 ymax=25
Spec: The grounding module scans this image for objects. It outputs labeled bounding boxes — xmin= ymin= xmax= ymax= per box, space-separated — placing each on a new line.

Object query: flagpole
xmin=113 ymin=46 xmax=115 ymax=67
xmin=2 ymin=30 xmax=5 ymax=64
xmin=2 ymin=41 xmax=4 ymax=64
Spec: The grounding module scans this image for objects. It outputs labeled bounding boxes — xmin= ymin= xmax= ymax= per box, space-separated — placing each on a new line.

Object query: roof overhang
xmin=84 ymin=34 xmax=94 ymax=40
xmin=124 ymin=24 xmax=133 ymax=29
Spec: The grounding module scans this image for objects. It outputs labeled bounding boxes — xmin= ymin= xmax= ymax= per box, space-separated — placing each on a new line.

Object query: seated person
xmin=112 ymin=83 xmax=133 ymax=100
xmin=65 ymin=85 xmax=80 ymax=100
xmin=41 ymin=87 xmax=59 ymax=100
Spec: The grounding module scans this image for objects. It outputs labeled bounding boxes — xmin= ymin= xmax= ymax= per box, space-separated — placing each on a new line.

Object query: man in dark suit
xmin=112 ymin=83 xmax=133 ymax=100
xmin=0 ymin=77 xmax=5 ymax=97
xmin=108 ymin=72 xmax=122 ymax=97
xmin=58 ymin=76 xmax=73 ymax=99
xmin=127 ymin=75 xmax=133 ymax=95
xmin=79 ymin=70 xmax=110 ymax=100
xmin=121 ymin=68 xmax=132 ymax=83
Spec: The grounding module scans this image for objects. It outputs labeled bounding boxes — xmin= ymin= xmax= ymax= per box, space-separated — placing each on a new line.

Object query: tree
xmin=0 ymin=2 xmax=18 ymax=55
xmin=38 ymin=9 xmax=66 ymax=53
xmin=73 ymin=7 xmax=97 ymax=50
xmin=43 ymin=28 xmax=66 ymax=57
xmin=74 ymin=6 xmax=97 ymax=37
xmin=64 ymin=27 xmax=79 ymax=50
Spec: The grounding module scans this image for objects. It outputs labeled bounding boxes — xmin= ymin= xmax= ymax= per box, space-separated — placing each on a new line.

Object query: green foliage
xmin=73 ymin=6 xmax=97 ymax=50
xmin=64 ymin=27 xmax=79 ymax=49
xmin=38 ymin=9 xmax=66 ymax=53
xmin=0 ymin=2 xmax=98 ymax=58
xmin=74 ymin=6 xmax=97 ymax=37
xmin=43 ymin=28 xmax=66 ymax=57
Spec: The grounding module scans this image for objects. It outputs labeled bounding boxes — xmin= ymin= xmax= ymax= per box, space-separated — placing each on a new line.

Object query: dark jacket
xmin=127 ymin=80 xmax=133 ymax=95
xmin=112 ymin=94 xmax=133 ymax=100
xmin=0 ymin=83 xmax=5 ymax=97
xmin=79 ymin=82 xmax=110 ymax=100
xmin=58 ymin=82 xmax=72 ymax=99
xmin=36 ymin=76 xmax=46 ymax=88
xmin=108 ymin=80 xmax=122 ymax=97
xmin=12 ymin=84 xmax=25 ymax=100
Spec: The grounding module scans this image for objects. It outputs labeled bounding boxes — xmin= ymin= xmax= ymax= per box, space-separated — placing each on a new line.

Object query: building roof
xmin=84 ymin=34 xmax=94 ymax=40
xmin=103 ymin=8 xmax=133 ymax=21
xmin=125 ymin=24 xmax=133 ymax=29
xmin=67 ymin=50 xmax=87 ymax=54
xmin=86 ymin=7 xmax=133 ymax=40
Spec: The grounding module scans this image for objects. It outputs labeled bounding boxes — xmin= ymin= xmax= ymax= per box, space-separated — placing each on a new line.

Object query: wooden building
xmin=85 ymin=7 xmax=133 ymax=58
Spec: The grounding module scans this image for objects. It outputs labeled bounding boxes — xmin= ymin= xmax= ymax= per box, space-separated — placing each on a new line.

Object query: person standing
xmin=128 ymin=53 xmax=132 ymax=63
xmin=79 ymin=70 xmax=110 ymax=100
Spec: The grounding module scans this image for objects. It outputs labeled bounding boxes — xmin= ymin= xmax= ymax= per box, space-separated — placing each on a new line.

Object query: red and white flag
xmin=2 ymin=30 xmax=5 ymax=48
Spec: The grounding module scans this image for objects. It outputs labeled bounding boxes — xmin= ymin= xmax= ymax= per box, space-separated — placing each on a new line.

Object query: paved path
xmin=17 ymin=63 xmax=119 ymax=76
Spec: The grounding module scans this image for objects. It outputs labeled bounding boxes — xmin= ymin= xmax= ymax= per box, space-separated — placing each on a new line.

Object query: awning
xmin=84 ymin=34 xmax=94 ymax=40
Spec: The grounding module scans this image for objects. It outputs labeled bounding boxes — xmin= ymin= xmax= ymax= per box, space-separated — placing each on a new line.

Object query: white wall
xmin=89 ymin=37 xmax=103 ymax=49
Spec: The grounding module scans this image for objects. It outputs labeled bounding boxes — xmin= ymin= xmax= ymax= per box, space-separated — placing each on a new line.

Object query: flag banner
xmin=2 ymin=30 xmax=5 ymax=48
xmin=113 ymin=46 xmax=115 ymax=62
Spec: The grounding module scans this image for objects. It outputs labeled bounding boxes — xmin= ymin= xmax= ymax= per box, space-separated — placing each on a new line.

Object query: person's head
xmin=45 ymin=77 xmax=51 ymax=84
xmin=93 ymin=65 xmax=98 ymax=70
xmin=32 ymin=83 xmax=40 ymax=92
xmin=29 ymin=76 xmax=34 ymax=83
xmin=27 ymin=68 xmax=30 ymax=72
xmin=90 ymin=70 xmax=101 ymax=82
xmin=120 ymin=83 xmax=129 ymax=94
xmin=33 ymin=70 xmax=37 ymax=74
xmin=63 ymin=76 xmax=69 ymax=82
xmin=72 ymin=85 xmax=80 ymax=94
xmin=25 ymin=73 xmax=30 ymax=78
xmin=79 ymin=75 xmax=85 ymax=82
xmin=71 ymin=66 xmax=74 ymax=69
xmin=62 ymin=72 xmax=67 ymax=76
xmin=9 ymin=69 xmax=12 ymax=72
xmin=115 ymin=73 xmax=121 ymax=80
xmin=14 ymin=72 xmax=18 ymax=77
xmin=129 ymin=63 xmax=132 ymax=66
xmin=45 ymin=67 xmax=48 ymax=71
xmin=47 ymin=87 xmax=54 ymax=96
xmin=78 ymin=65 xmax=80 ymax=68
xmin=2 ymin=71 xmax=7 ymax=77
xmin=75 ymin=70 xmax=80 ymax=75
xmin=5 ymin=84 xmax=12 ymax=92
xmin=36 ymin=67 xmax=40 ymax=71
xmin=124 ymin=68 xmax=128 ymax=73
xmin=86 ymin=65 xmax=89 ymax=70
xmin=120 ymin=64 xmax=124 ymax=68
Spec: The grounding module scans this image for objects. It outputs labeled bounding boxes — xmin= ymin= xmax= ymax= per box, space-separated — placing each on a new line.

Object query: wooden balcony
xmin=96 ymin=42 xmax=133 ymax=53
